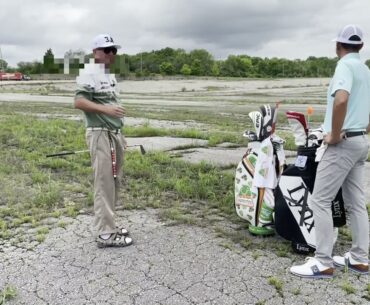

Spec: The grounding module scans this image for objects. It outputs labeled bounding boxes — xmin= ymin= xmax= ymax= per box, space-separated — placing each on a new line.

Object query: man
xmin=74 ymin=34 xmax=132 ymax=248
xmin=290 ymin=24 xmax=370 ymax=278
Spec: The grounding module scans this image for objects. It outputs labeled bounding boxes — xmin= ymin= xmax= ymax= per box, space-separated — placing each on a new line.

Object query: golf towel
xmin=253 ymin=137 xmax=284 ymax=189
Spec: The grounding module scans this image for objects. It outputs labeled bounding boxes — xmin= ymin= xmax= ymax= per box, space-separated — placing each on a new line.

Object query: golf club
xmin=271 ymin=102 xmax=281 ymax=134
xmin=243 ymin=130 xmax=258 ymax=141
xmin=46 ymin=144 xmax=146 ymax=158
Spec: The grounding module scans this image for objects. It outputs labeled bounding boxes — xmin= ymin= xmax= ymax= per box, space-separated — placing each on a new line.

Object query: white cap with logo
xmin=333 ymin=24 xmax=364 ymax=45
xmin=92 ymin=34 xmax=121 ymax=49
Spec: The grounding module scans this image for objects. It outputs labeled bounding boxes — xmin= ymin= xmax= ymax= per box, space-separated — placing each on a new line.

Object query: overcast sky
xmin=1 ymin=0 xmax=370 ymax=67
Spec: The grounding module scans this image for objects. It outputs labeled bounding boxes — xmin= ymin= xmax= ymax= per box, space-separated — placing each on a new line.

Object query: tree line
xmin=4 ymin=47 xmax=370 ymax=78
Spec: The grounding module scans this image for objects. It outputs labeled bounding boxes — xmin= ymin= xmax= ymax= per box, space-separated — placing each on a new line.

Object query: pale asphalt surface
xmin=1 ymin=80 xmax=369 ymax=304
xmin=0 ymin=139 xmax=369 ymax=305
xmin=1 ymin=144 xmax=369 ymax=305
xmin=1 ymin=209 xmax=369 ymax=305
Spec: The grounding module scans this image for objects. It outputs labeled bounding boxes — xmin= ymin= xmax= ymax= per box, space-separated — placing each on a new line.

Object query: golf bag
xmin=235 ymin=140 xmax=285 ymax=235
xmin=274 ymin=145 xmax=346 ymax=254
xmin=235 ymin=104 xmax=284 ymax=236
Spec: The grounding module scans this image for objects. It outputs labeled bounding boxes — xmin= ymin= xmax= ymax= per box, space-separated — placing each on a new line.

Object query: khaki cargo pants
xmin=86 ymin=129 xmax=127 ymax=236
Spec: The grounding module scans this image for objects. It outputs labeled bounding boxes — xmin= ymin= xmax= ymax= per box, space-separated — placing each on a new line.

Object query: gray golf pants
xmin=311 ymin=134 xmax=369 ymax=267
xmin=86 ymin=130 xmax=126 ymax=236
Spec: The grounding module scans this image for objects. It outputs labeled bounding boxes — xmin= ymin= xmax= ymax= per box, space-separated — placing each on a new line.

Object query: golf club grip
xmin=46 ymin=151 xmax=75 ymax=157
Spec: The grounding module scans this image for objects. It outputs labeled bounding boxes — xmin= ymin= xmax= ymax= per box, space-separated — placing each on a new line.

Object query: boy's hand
xmin=104 ymin=105 xmax=126 ymax=118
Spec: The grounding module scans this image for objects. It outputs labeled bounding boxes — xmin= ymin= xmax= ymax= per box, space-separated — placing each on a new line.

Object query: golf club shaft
xmin=46 ymin=145 xmax=146 ymax=158
xmin=46 ymin=150 xmax=89 ymax=157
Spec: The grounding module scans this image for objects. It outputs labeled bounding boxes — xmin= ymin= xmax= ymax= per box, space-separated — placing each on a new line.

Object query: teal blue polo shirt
xmin=323 ymin=52 xmax=370 ymax=133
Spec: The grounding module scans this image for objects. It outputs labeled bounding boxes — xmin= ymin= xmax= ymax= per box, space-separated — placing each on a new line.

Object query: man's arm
xmin=324 ymin=89 xmax=349 ymax=144
xmin=367 ymin=114 xmax=370 ymax=133
xmin=74 ymin=97 xmax=125 ymax=118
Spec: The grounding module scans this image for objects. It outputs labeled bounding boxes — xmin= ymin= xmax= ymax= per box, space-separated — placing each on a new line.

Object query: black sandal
xmin=96 ymin=233 xmax=133 ymax=248
xmin=116 ymin=227 xmax=129 ymax=236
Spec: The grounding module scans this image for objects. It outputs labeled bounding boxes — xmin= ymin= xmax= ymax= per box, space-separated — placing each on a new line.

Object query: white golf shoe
xmin=290 ymin=257 xmax=334 ymax=279
xmin=333 ymin=252 xmax=369 ymax=275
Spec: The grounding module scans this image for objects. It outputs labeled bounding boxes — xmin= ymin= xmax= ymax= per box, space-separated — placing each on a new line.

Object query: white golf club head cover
xmin=248 ymin=111 xmax=263 ymax=141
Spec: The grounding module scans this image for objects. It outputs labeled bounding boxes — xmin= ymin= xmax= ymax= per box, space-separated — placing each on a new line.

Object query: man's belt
xmin=344 ymin=131 xmax=366 ymax=138
xmin=86 ymin=127 xmax=121 ymax=134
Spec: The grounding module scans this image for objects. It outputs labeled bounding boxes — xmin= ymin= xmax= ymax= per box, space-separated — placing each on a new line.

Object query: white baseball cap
xmin=92 ymin=34 xmax=121 ymax=49
xmin=333 ymin=24 xmax=364 ymax=44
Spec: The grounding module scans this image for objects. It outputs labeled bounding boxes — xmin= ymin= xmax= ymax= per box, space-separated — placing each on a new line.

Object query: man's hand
xmin=324 ymin=132 xmax=344 ymax=145
xmin=104 ymin=105 xmax=126 ymax=118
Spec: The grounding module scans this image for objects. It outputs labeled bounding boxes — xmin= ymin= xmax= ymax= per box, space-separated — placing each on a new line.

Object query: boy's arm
xmin=74 ymin=97 xmax=125 ymax=118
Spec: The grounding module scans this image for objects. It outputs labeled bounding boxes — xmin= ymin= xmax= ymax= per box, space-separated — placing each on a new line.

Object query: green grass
xmin=124 ymin=124 xmax=243 ymax=146
xmin=268 ymin=277 xmax=283 ymax=297
xmin=0 ymin=286 xmax=17 ymax=305
xmin=339 ymin=226 xmax=352 ymax=242
xmin=339 ymin=281 xmax=356 ymax=295
xmin=0 ymin=101 xmax=368 ymax=250
xmin=366 ymin=283 xmax=370 ymax=301
xmin=0 ymin=112 xmax=237 ymax=243
xmin=0 ymin=114 xmax=90 ymax=241
xmin=35 ymin=234 xmax=46 ymax=243
xmin=124 ymin=152 xmax=235 ymax=214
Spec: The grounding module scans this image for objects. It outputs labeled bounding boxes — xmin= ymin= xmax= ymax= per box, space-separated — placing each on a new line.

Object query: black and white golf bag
xmin=274 ymin=144 xmax=346 ymax=254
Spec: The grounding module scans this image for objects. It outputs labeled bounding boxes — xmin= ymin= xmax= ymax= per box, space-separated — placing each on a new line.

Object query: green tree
xmin=159 ymin=61 xmax=175 ymax=75
xmin=220 ymin=55 xmax=252 ymax=77
xmin=104 ymin=47 xmax=340 ymax=78
xmin=111 ymin=54 xmax=130 ymax=77
xmin=17 ymin=61 xmax=43 ymax=74
xmin=211 ymin=62 xmax=220 ymax=76
xmin=180 ymin=64 xmax=191 ymax=75
xmin=43 ymin=48 xmax=59 ymax=73
xmin=189 ymin=49 xmax=214 ymax=75
xmin=173 ymin=49 xmax=190 ymax=74
xmin=0 ymin=59 xmax=8 ymax=71
xmin=190 ymin=59 xmax=202 ymax=76
xmin=17 ymin=61 xmax=34 ymax=74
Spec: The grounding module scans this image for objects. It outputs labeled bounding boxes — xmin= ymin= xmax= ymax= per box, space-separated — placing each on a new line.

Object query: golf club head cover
xmin=248 ymin=111 xmax=263 ymax=141
xmin=307 ymin=128 xmax=324 ymax=147
xmin=259 ymin=104 xmax=275 ymax=141
xmin=286 ymin=111 xmax=307 ymax=146
xmin=286 ymin=111 xmax=308 ymax=130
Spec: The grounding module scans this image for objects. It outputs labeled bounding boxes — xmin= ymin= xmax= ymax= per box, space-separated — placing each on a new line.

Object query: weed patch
xmin=0 ymin=286 xmax=17 ymax=305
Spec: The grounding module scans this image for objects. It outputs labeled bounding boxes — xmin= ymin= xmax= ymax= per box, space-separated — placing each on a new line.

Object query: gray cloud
xmin=0 ymin=0 xmax=369 ymax=66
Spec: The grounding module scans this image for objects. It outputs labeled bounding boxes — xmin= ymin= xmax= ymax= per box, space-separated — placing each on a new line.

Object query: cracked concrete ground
xmin=1 ymin=209 xmax=368 ymax=305
xmin=0 ymin=79 xmax=369 ymax=304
